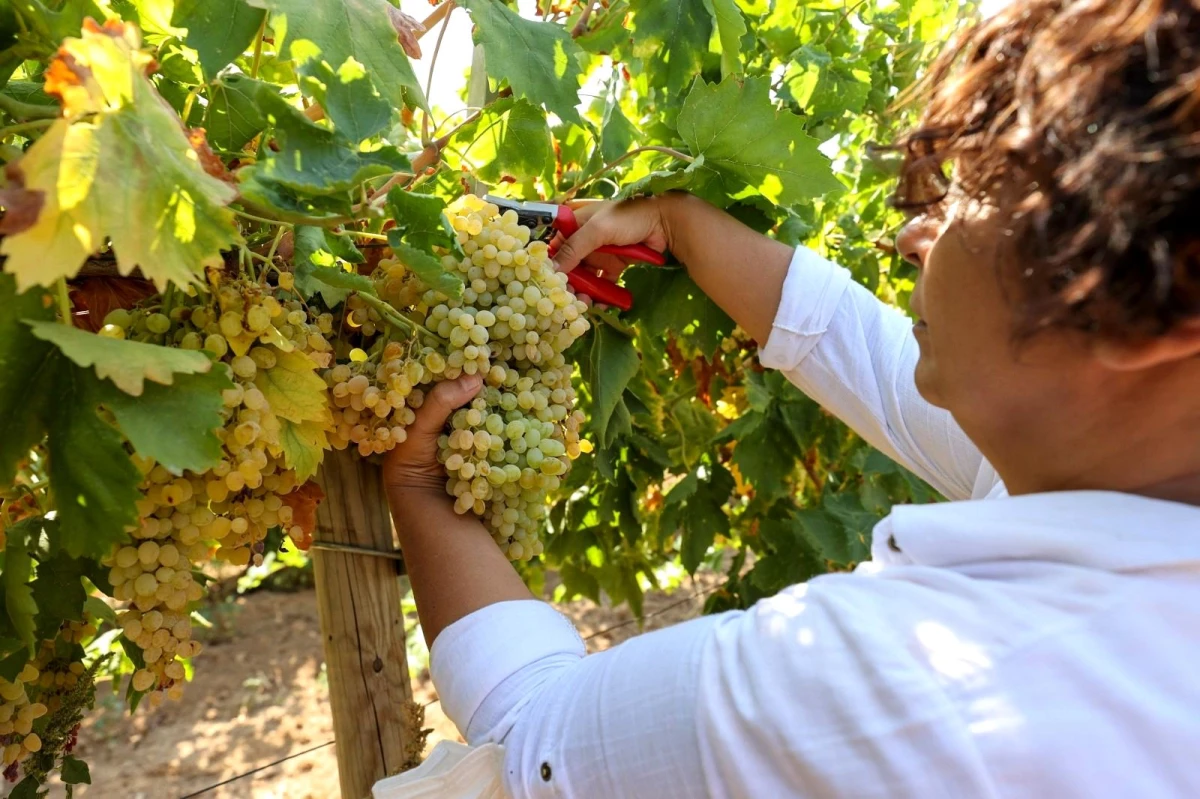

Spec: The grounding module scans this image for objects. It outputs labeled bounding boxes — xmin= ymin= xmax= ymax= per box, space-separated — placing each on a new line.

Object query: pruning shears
xmin=484 ymin=195 xmax=666 ymax=311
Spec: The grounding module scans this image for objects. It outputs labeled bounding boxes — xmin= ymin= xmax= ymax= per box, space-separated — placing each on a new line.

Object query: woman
xmin=385 ymin=1 xmax=1200 ymax=796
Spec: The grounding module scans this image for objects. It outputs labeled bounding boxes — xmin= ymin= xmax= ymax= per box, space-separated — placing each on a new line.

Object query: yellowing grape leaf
xmin=27 ymin=321 xmax=213 ymax=397
xmin=254 ymin=348 xmax=330 ymax=425
xmin=0 ymin=21 xmax=240 ymax=292
xmin=676 ymin=76 xmax=843 ymax=207
xmin=279 ymin=418 xmax=329 ymax=481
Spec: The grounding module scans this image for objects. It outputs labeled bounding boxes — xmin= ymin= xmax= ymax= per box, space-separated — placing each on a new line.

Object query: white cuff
xmin=759 ymin=247 xmax=853 ymax=370
xmin=429 ymin=600 xmax=585 ymax=735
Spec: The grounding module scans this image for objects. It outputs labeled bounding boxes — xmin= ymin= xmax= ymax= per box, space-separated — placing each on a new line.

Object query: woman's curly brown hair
xmin=892 ymin=0 xmax=1200 ymax=339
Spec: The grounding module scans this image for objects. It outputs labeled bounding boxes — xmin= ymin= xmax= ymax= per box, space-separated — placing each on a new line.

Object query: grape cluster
xmin=0 ymin=664 xmax=47 ymax=767
xmin=30 ymin=621 xmax=92 ymax=715
xmin=426 ymin=195 xmax=592 ymax=559
xmin=324 ymin=340 xmax=426 ymax=456
xmin=98 ymin=278 xmax=331 ymax=702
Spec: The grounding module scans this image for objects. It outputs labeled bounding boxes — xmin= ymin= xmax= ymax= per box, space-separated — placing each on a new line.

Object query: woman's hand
xmin=550 ymin=196 xmax=673 ymax=280
xmin=383 ymin=373 xmax=533 ymax=648
xmin=384 ymin=374 xmax=483 ymax=493
xmin=553 ymin=192 xmax=792 ymax=345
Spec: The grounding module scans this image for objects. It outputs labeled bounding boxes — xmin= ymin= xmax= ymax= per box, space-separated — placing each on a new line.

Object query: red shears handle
xmin=550 ymin=205 xmax=666 ymax=312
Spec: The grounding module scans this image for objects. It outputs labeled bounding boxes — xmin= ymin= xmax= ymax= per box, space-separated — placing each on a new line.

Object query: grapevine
xmin=0 ymin=0 xmax=957 ymax=790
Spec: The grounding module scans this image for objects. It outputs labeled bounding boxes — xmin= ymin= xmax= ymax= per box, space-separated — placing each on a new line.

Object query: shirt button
xmin=540 ymin=762 xmax=552 ymax=782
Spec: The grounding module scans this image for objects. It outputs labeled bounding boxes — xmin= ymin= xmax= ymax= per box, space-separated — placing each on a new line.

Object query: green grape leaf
xmin=83 ymin=595 xmax=118 ymax=626
xmin=385 ymin=188 xmax=463 ymax=256
xmin=745 ymin=516 xmax=825 ymax=594
xmin=279 ymin=418 xmax=329 ymax=481
xmin=702 ymin=0 xmax=746 ymax=77
xmin=50 ymin=367 xmax=141 ymax=559
xmin=249 ymin=0 xmax=426 ymax=112
xmin=623 ymin=265 xmax=734 ymax=354
xmin=795 ymin=506 xmax=860 ymax=566
xmin=253 ymin=349 xmax=330 ymax=425
xmin=599 ymin=94 xmax=639 ymax=164
xmin=204 ymin=74 xmax=268 ymax=152
xmin=588 ymin=324 xmax=640 ymax=445
xmin=0 ymin=275 xmax=55 ymax=486
xmin=237 ymin=168 xmax=355 ymax=225
xmin=61 ymin=756 xmax=92 ymax=786
xmin=780 ymin=46 xmax=872 ymax=122
xmin=676 ymin=76 xmax=843 ymax=207
xmin=171 ymin=0 xmax=266 ymax=76
xmin=323 ymin=230 xmax=366 ymax=264
xmin=3 ymin=518 xmax=38 ymax=653
xmin=27 ymin=321 xmax=213 ymax=397
xmin=729 ymin=410 xmax=800 ymax=502
xmin=2 ymin=80 xmax=55 ymax=108
xmin=7 ymin=0 xmax=105 ymax=43
xmin=821 ymin=492 xmax=878 ymax=563
xmin=9 ymin=776 xmax=38 ymax=799
xmin=662 ymin=463 xmax=734 ymax=573
xmin=294 ymin=49 xmax=392 ymax=142
xmin=30 ymin=550 xmax=89 ymax=641
xmin=459 ymin=0 xmax=585 ymax=125
xmin=294 ymin=226 xmax=351 ymax=306
xmin=387 ymin=237 xmax=464 ymax=300
xmin=254 ymin=89 xmax=411 ymax=193
xmin=0 ymin=53 xmax=240 ymax=291
xmin=628 ymin=0 xmax=712 ymax=97
xmin=91 ymin=369 xmax=233 ymax=476
xmin=453 ymin=98 xmax=554 ymax=184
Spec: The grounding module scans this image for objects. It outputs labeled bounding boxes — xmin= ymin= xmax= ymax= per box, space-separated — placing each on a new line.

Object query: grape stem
xmin=233 ymin=208 xmax=293 ymax=228
xmin=55 ymin=279 xmax=73 ymax=326
xmin=250 ymin=13 xmax=268 ymax=80
xmin=570 ymin=0 xmax=596 ymax=37
xmin=0 ymin=118 xmax=53 ymax=139
xmin=567 ymin=145 xmax=695 ymax=199
xmin=0 ymin=93 xmax=58 ymax=121
xmin=356 ymin=292 xmax=445 ymax=346
xmin=421 ymin=2 xmax=456 ymax=146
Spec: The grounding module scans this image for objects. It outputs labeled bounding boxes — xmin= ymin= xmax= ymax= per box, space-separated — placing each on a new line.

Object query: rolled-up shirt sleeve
xmin=760 ymin=247 xmax=989 ymax=501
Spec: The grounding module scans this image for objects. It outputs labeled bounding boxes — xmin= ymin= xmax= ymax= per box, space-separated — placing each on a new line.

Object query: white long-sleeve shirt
xmin=429 ymin=248 xmax=1200 ymax=798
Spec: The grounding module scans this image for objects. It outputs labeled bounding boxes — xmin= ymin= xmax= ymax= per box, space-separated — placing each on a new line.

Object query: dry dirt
xmin=43 ymin=572 xmax=720 ymax=799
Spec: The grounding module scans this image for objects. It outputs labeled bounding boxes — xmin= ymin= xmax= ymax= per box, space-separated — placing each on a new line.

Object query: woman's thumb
xmin=410 ymin=374 xmax=483 ymax=437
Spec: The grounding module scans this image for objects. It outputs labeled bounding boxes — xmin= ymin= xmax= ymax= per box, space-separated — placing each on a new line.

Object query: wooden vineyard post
xmin=313 ymin=448 xmax=425 ymax=798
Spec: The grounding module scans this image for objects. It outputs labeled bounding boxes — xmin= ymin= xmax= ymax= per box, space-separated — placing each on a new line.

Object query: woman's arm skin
xmin=552 ymin=193 xmax=793 ymax=345
xmin=384 ymin=375 xmax=533 ymax=647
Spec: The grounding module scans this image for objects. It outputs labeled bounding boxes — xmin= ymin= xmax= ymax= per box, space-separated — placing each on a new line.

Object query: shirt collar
xmin=870 ymin=491 xmax=1200 ymax=573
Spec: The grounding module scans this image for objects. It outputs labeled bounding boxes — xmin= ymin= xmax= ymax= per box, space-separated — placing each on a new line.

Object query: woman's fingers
xmin=385 ymin=375 xmax=483 ymax=489
xmin=409 ymin=375 xmax=483 ymax=440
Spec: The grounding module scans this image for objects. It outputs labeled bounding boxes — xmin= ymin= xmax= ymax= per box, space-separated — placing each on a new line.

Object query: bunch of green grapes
xmin=97 ymin=277 xmax=331 ymax=703
xmin=425 ymin=194 xmax=592 ymax=559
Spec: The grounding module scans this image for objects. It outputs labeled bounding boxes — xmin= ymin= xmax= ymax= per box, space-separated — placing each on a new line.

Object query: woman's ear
xmin=1093 ymin=317 xmax=1200 ymax=370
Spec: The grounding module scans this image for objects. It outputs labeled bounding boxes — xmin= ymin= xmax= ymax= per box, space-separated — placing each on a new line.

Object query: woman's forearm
xmin=388 ymin=486 xmax=533 ymax=647
xmin=658 ymin=192 xmax=794 ymax=345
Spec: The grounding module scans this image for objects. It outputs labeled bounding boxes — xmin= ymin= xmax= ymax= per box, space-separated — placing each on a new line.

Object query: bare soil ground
xmin=49 ymin=572 xmax=720 ymax=799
